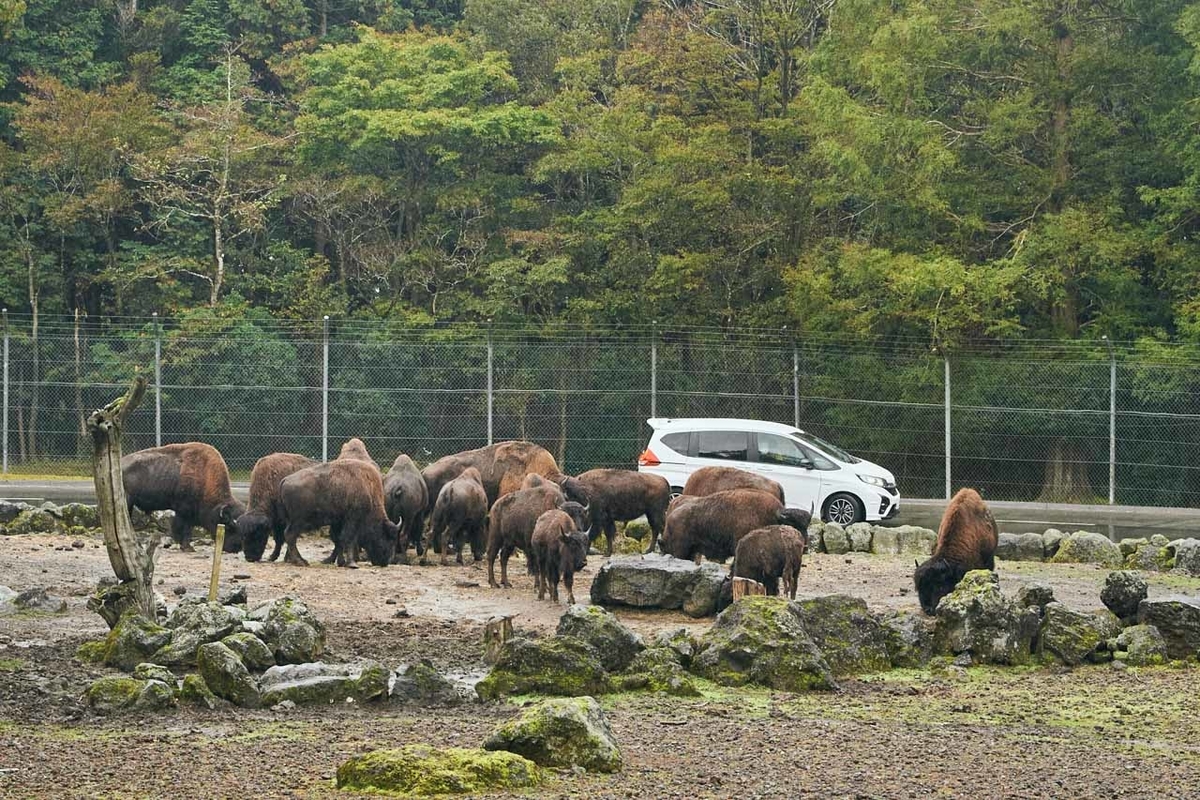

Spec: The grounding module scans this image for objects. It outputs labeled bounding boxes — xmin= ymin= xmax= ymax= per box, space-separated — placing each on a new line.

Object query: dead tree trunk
xmin=732 ymin=577 xmax=766 ymax=601
xmin=88 ymin=375 xmax=155 ymax=621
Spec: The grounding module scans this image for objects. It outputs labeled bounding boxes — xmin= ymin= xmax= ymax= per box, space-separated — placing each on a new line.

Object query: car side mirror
xmin=799 ymin=458 xmax=815 ymax=470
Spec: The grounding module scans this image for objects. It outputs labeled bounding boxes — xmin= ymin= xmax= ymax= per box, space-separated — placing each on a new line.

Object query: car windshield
xmin=793 ymin=431 xmax=860 ymax=464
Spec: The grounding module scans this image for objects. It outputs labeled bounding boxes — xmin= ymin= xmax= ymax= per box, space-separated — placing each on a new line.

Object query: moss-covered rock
xmin=1100 ymin=571 xmax=1148 ymax=622
xmin=1042 ymin=529 xmax=1066 ymax=557
xmin=1015 ymin=582 xmax=1055 ymax=611
xmin=336 ymin=745 xmax=542 ymax=796
xmin=622 ymin=520 xmax=651 ymax=541
xmin=933 ymin=571 xmax=1039 ymax=665
xmin=1172 ymin=538 xmax=1200 ymax=577
xmin=153 ymin=601 xmax=243 ymax=667
xmin=390 ymin=661 xmax=462 ymax=707
xmin=1037 ymin=603 xmax=1121 ymax=666
xmin=197 ymin=642 xmax=261 ymax=708
xmin=221 ymin=632 xmax=275 ymax=671
xmin=84 ymin=676 xmax=143 ymax=713
xmin=870 ymin=525 xmax=936 ymax=557
xmin=1119 ymin=537 xmax=1149 ymax=558
xmin=1111 ymin=624 xmax=1168 ymax=666
xmin=556 ymin=605 xmax=644 ymax=672
xmin=1125 ymin=544 xmax=1172 ymax=572
xmin=484 ymin=696 xmax=622 ymax=772
xmin=75 ymin=640 xmax=107 ymax=664
xmin=822 ymin=523 xmax=849 ymax=555
xmin=133 ymin=680 xmax=177 ymax=711
xmin=249 ymin=596 xmax=326 ymax=665
xmin=178 ymin=674 xmax=224 ymax=709
xmin=60 ymin=503 xmax=100 ymax=530
xmin=877 ymin=610 xmax=934 ymax=668
xmin=1137 ymin=597 xmax=1200 ymax=660
xmin=102 ymin=611 xmax=172 ymax=671
xmin=653 ymin=628 xmax=699 ymax=667
xmin=692 ymin=596 xmax=835 ymax=692
xmin=5 ymin=508 xmax=61 ymax=536
xmin=846 ymin=522 xmax=873 ymax=552
xmin=1050 ymin=531 xmax=1123 ymax=568
xmin=258 ymin=660 xmax=389 ymax=706
xmin=618 ymin=648 xmax=700 ymax=697
xmin=793 ymin=595 xmax=891 ymax=675
xmin=476 ymin=636 xmax=612 ymax=700
xmin=996 ymin=532 xmax=1046 ymax=562
xmin=132 ymin=663 xmax=177 ymax=686
xmin=612 ymin=536 xmax=645 ymax=556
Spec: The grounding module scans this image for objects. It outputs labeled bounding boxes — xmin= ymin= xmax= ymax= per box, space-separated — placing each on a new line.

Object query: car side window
xmin=695 ymin=431 xmax=748 ymax=461
xmin=757 ymin=433 xmax=810 ymax=467
xmin=661 ymin=432 xmax=690 ymax=456
xmin=799 ymin=444 xmax=838 ymax=471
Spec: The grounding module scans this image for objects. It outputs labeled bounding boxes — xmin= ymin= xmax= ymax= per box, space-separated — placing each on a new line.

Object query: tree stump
xmin=88 ymin=375 xmax=156 ymax=622
xmin=732 ymin=577 xmax=766 ymax=601
xmin=483 ymin=615 xmax=515 ymax=665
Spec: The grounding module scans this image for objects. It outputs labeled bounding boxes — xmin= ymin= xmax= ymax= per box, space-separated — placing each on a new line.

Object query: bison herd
xmin=122 ymin=440 xmax=996 ymax=613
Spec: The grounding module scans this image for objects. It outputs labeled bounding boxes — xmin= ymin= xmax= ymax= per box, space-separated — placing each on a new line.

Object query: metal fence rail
xmin=3 ymin=313 xmax=1200 ymax=508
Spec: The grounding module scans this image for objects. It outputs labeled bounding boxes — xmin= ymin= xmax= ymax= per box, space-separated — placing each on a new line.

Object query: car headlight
xmin=858 ymin=474 xmax=886 ymax=488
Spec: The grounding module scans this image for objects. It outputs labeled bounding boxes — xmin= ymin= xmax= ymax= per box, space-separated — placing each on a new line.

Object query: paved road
xmin=3 ymin=480 xmax=1199 ymax=540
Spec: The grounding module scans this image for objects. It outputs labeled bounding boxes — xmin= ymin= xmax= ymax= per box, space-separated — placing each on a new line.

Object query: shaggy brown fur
xmin=733 ymin=525 xmax=806 ymax=599
xmin=428 ymin=467 xmax=488 ymax=566
xmin=236 ymin=453 xmax=317 ymax=562
xmin=530 ymin=509 xmax=589 ymax=604
xmin=661 ymin=488 xmax=812 ymax=563
xmin=682 ymin=466 xmax=785 ymax=503
xmin=576 ymin=469 xmax=670 ymax=555
xmin=279 ymin=460 xmax=397 ymax=568
xmin=337 ymin=437 xmax=378 ymax=469
xmin=421 ymin=441 xmax=588 ymax=512
xmin=122 ymin=443 xmax=245 ymax=552
xmin=914 ymin=488 xmax=998 ymax=615
xmin=486 ymin=485 xmax=587 ymax=588
xmin=384 ymin=454 xmax=429 ymax=563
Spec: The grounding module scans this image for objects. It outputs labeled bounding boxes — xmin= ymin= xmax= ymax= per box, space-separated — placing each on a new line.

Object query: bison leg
xmin=562 ymin=568 xmax=575 ymax=605
xmin=440 ymin=526 xmax=452 ymax=567
xmin=486 ymin=543 xmax=500 ymax=588
xmin=268 ymin=522 xmax=286 ymax=562
xmin=643 ymin=527 xmax=658 ymax=555
xmin=499 ymin=547 xmax=513 ymax=589
xmin=283 ymin=525 xmax=309 ymax=567
xmin=604 ymin=519 xmax=617 ymax=557
xmin=171 ymin=515 xmax=195 ymax=553
xmin=548 ymin=564 xmax=561 ymax=603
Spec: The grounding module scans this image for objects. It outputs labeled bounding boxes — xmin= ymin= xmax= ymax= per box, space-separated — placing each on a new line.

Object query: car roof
xmin=646 ymin=418 xmax=807 ymax=436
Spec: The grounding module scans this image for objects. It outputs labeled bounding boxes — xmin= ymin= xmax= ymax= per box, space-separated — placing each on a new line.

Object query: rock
xmin=336 ymin=745 xmax=542 ymax=796
xmin=1037 ymin=603 xmax=1121 ymax=666
xmin=484 ymin=696 xmax=622 ymax=773
xmin=59 ymin=503 xmax=100 ymax=530
xmin=172 ymin=585 xmax=188 ymax=597
xmin=197 ymin=642 xmax=261 ymax=708
xmin=75 ymin=640 xmax=107 ymax=663
xmin=250 ymin=596 xmax=326 ymax=664
xmin=476 ymin=637 xmax=612 ymax=700
xmin=0 ymin=500 xmax=32 ymax=524
xmin=877 ymin=610 xmax=934 ymax=668
xmin=1125 ymin=543 xmax=1172 ymax=572
xmin=152 ymin=601 xmax=243 ymax=667
xmin=822 ymin=523 xmax=849 ymax=555
xmin=653 ymin=628 xmax=699 ymax=667
xmin=996 ymin=532 xmax=1046 ymax=562
xmin=870 ymin=525 xmax=936 ymax=557
xmin=84 ymin=677 xmax=143 ymax=713
xmin=1112 ymin=624 xmax=1168 ymax=666
xmin=618 ymin=648 xmax=700 ymax=697
xmin=4 ymin=508 xmax=61 ymax=536
xmin=1015 ymin=582 xmax=1055 ymax=611
xmin=556 ymin=605 xmax=644 ymax=672
xmin=221 ymin=632 xmax=276 ymax=671
xmin=1100 ymin=571 xmax=1148 ymax=622
xmin=11 ymin=587 xmax=66 ymax=614
xmin=1119 ymin=537 xmax=1148 ymax=558
xmin=1042 ymin=529 xmax=1066 ymax=557
xmin=1050 ymin=531 xmax=1123 ymax=568
xmin=622 ymin=520 xmax=651 ymax=541
xmin=259 ymin=660 xmax=390 ymax=706
xmin=846 ymin=522 xmax=873 ymax=552
xmin=390 ymin=661 xmax=463 ymax=706
xmin=132 ymin=663 xmax=177 ymax=686
xmin=1170 ymin=539 xmax=1200 ymax=577
xmin=102 ymin=612 xmax=172 ymax=671
xmin=219 ymin=586 xmax=248 ymax=606
xmin=806 ymin=521 xmax=826 ymax=553
xmin=1137 ymin=597 xmax=1200 ymax=659
xmin=692 ymin=597 xmax=835 ymax=692
xmin=932 ymin=571 xmax=1039 ymax=665
xmin=71 ymin=540 xmax=85 ymax=549
xmin=133 ymin=680 xmax=177 ymax=711
xmin=1150 ymin=534 xmax=1170 ymax=548
xmin=793 ymin=595 xmax=891 ymax=675
xmin=178 ymin=674 xmax=224 ymax=709
xmin=589 ymin=554 xmax=727 ymax=617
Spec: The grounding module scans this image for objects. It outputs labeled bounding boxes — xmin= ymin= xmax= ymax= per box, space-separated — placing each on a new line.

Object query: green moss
xmin=178 ymin=673 xmax=224 ymax=710
xmin=84 ymin=677 xmax=143 ymax=712
xmin=476 ymin=637 xmax=612 ymax=700
xmin=335 ymin=745 xmax=543 ymax=795
xmin=76 ymin=639 xmax=107 ymax=664
xmin=0 ymin=657 xmax=23 ymax=672
xmin=622 ymin=520 xmax=651 ymax=541
xmin=612 ymin=536 xmax=645 ymax=556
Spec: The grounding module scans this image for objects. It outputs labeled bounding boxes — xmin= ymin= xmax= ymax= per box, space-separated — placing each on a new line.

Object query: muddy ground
xmin=2 ymin=531 xmax=1199 ymax=799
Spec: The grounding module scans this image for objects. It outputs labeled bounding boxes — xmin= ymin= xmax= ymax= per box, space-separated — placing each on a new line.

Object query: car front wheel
xmin=824 ymin=493 xmax=864 ymax=526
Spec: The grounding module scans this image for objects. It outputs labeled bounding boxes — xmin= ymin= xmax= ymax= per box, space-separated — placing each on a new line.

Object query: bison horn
xmin=914 ymin=559 xmax=920 ymax=568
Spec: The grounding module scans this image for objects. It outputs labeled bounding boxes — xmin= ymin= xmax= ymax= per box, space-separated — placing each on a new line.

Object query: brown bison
xmin=278 ymin=460 xmax=397 ymax=568
xmin=428 ymin=467 xmax=488 ymax=566
xmin=661 ymin=489 xmax=811 ymax=563
xmin=914 ymin=488 xmax=998 ymax=615
xmin=576 ymin=469 xmax=670 ymax=556
xmin=236 ymin=453 xmax=317 ymax=562
xmin=383 ymin=454 xmax=428 ymax=563
xmin=338 ymin=437 xmax=378 ymax=469
xmin=122 ymin=443 xmax=245 ymax=553
xmin=733 ymin=525 xmax=806 ymax=599
xmin=486 ymin=480 xmax=588 ymax=588
xmin=682 ymin=466 xmax=785 ymax=503
xmin=530 ymin=509 xmax=590 ymax=604
xmin=421 ymin=441 xmax=588 ymax=513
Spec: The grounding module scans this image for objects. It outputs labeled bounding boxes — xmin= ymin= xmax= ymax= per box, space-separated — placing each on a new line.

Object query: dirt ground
xmin=2 ymin=531 xmax=1200 ymax=799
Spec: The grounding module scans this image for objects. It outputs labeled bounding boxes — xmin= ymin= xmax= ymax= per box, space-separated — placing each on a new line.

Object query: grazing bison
xmin=530 ymin=509 xmax=590 ymax=604
xmin=383 ymin=454 xmax=429 ymax=563
xmin=682 ymin=466 xmax=785 ymax=503
xmin=428 ymin=467 xmax=488 ymax=566
xmin=661 ymin=489 xmax=811 ymax=563
xmin=486 ymin=483 xmax=588 ymax=589
xmin=576 ymin=469 xmax=670 ymax=556
xmin=914 ymin=488 xmax=998 ymax=615
xmin=421 ymin=441 xmax=587 ymax=513
xmin=733 ymin=525 xmax=807 ymax=599
xmin=338 ymin=437 xmax=378 ymax=469
xmin=122 ymin=443 xmax=245 ymax=553
xmin=278 ymin=460 xmax=397 ymax=568
xmin=236 ymin=453 xmax=318 ymax=562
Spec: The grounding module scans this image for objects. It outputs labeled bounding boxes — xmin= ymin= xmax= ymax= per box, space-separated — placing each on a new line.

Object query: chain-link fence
xmin=5 ymin=314 xmax=1200 ymax=508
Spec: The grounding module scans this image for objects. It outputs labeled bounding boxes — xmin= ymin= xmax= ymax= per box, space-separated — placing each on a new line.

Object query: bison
xmin=661 ymin=488 xmax=811 ymax=563
xmin=733 ymin=525 xmax=806 ymax=599
xmin=421 ymin=441 xmax=588 ymax=514
xmin=486 ymin=482 xmax=588 ymax=589
xmin=278 ymin=460 xmax=397 ymax=568
xmin=122 ymin=443 xmax=245 ymax=553
xmin=682 ymin=466 xmax=784 ymax=503
xmin=530 ymin=509 xmax=590 ymax=604
xmin=338 ymin=437 xmax=378 ymax=469
xmin=914 ymin=488 xmax=998 ymax=615
xmin=428 ymin=467 xmax=488 ymax=566
xmin=235 ymin=453 xmax=317 ymax=563
xmin=383 ymin=454 xmax=429 ymax=563
xmin=575 ymin=468 xmax=670 ymax=556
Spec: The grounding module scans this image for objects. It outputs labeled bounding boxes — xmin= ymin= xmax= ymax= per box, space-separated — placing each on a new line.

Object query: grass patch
xmin=0 ymin=657 xmax=25 ymax=672
xmin=224 ymin=721 xmax=318 ymax=744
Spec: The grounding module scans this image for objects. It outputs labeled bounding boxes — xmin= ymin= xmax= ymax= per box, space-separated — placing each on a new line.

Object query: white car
xmin=636 ymin=417 xmax=899 ymax=526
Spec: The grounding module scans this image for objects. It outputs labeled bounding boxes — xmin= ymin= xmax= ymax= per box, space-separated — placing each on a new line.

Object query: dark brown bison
xmin=428 ymin=467 xmax=488 ymax=566
xmin=733 ymin=525 xmax=806 ymax=599
xmin=576 ymin=469 xmax=670 ymax=556
xmin=278 ymin=460 xmax=397 ymax=568
xmin=530 ymin=509 xmax=590 ymax=604
xmin=122 ymin=443 xmax=245 ymax=553
xmin=383 ymin=454 xmax=428 ymax=563
xmin=236 ymin=453 xmax=317 ymax=563
xmin=914 ymin=488 xmax=998 ymax=615
xmin=338 ymin=437 xmax=378 ymax=469
xmin=486 ymin=480 xmax=588 ymax=588
xmin=421 ymin=441 xmax=588 ymax=513
xmin=661 ymin=489 xmax=811 ymax=563
xmin=682 ymin=466 xmax=785 ymax=503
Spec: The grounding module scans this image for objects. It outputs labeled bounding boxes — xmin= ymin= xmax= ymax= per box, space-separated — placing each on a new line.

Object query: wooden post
xmin=732 ymin=577 xmax=766 ymax=601
xmin=208 ymin=524 xmax=226 ymax=602
xmin=483 ymin=615 xmax=515 ymax=665
xmin=88 ymin=375 xmax=155 ymax=620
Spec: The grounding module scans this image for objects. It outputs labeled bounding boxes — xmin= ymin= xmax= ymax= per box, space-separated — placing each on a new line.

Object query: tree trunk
xmin=732 ymin=577 xmax=766 ymax=601
xmin=89 ymin=375 xmax=155 ymax=619
xmin=74 ymin=309 xmax=86 ymax=455
xmin=483 ymin=615 xmax=514 ymax=664
xmin=1037 ymin=438 xmax=1094 ymax=503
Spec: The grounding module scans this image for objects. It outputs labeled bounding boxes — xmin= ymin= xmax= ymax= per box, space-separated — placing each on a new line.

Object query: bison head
xmin=559 ymin=501 xmax=590 ymax=535
xmin=777 ymin=506 xmax=813 ymax=536
xmin=362 ymin=519 xmax=400 ymax=567
xmin=563 ymin=530 xmax=590 ymax=572
xmin=913 ymin=557 xmax=965 ymax=615
xmin=236 ymin=511 xmax=272 ymax=562
xmin=558 ymin=475 xmax=590 ymax=506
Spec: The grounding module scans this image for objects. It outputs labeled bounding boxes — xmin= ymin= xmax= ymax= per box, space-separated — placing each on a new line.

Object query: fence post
xmin=486 ymin=320 xmax=494 ymax=446
xmin=153 ymin=312 xmax=162 ymax=447
xmin=650 ymin=321 xmax=657 ymax=419
xmin=944 ymin=353 xmax=951 ymax=500
xmin=321 ymin=315 xmax=329 ymax=462
xmin=1104 ymin=335 xmax=1115 ymax=505
xmin=792 ymin=336 xmax=800 ymax=429
xmin=2 ymin=309 xmax=7 ymax=475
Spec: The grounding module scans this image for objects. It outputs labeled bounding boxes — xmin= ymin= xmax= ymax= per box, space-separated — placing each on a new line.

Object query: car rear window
xmin=661 ymin=432 xmax=690 ymax=455
xmin=696 ymin=431 xmax=748 ymax=461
